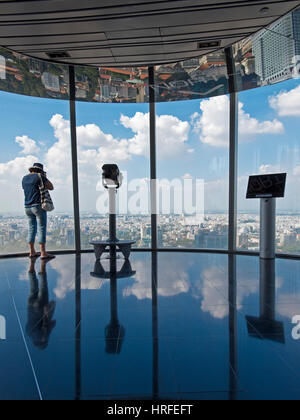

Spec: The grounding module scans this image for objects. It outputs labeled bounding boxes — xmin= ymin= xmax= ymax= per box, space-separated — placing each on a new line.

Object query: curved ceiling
xmin=0 ymin=0 xmax=300 ymax=67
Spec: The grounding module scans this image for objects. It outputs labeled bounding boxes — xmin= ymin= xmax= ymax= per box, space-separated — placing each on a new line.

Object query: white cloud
xmin=193 ymin=96 xmax=229 ymax=147
xmin=48 ymin=112 xmax=191 ymax=186
xmin=294 ymin=166 xmax=300 ymax=176
xmin=123 ymin=257 xmax=190 ymax=300
xmin=259 ymin=164 xmax=282 ymax=174
xmin=0 ymin=155 xmax=38 ymax=212
xmin=199 ymin=266 xmax=284 ymax=320
xmin=15 ymin=135 xmax=40 ymax=155
xmin=0 ymin=111 xmax=193 ymax=213
xmin=276 ymin=302 xmax=300 ymax=319
xmin=51 ymin=257 xmax=111 ymax=299
xmin=17 ymin=257 xmax=110 ymax=300
xmin=198 ymin=267 xmax=230 ymax=319
xmin=121 ymin=112 xmax=191 ymax=159
xmin=269 ymin=85 xmax=300 ymax=116
xmin=29 ymin=255 xmax=190 ymax=301
xmin=193 ymin=96 xmax=284 ymax=147
xmin=0 ymin=155 xmax=38 ymax=178
xmin=239 ymin=101 xmax=284 ymax=137
xmin=44 ymin=114 xmax=131 ymax=188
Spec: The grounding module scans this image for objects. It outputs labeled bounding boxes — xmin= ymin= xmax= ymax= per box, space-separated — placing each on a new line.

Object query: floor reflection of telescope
xmin=91 ymin=259 xmax=136 ymax=280
xmin=246 ymin=259 xmax=285 ymax=344
xmin=90 ymin=257 xmax=136 ymax=354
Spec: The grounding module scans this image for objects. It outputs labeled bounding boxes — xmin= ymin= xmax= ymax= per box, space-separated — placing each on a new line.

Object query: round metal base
xmin=90 ymin=239 xmax=136 ymax=260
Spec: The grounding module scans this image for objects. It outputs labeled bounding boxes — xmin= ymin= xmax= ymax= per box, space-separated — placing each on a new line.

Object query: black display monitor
xmin=246 ymin=173 xmax=287 ymax=199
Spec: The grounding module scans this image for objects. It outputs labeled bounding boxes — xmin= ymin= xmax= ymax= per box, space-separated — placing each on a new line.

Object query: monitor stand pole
xmin=260 ymin=198 xmax=276 ymax=260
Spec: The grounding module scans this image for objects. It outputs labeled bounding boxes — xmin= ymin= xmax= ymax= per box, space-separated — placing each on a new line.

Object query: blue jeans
xmin=25 ymin=206 xmax=47 ymax=244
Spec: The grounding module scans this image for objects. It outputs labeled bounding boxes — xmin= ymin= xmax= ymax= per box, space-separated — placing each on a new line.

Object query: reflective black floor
xmin=1 ymin=252 xmax=300 ymax=400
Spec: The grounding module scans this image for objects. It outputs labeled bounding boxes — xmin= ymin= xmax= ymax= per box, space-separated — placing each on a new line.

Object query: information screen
xmin=246 ymin=173 xmax=287 ymax=199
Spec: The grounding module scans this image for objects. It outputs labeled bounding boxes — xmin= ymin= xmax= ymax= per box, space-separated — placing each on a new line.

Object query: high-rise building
xmin=66 ymin=229 xmax=75 ymax=246
xmin=41 ymin=72 xmax=60 ymax=92
xmin=0 ymin=55 xmax=5 ymax=80
xmin=100 ymin=85 xmax=111 ymax=99
xmin=8 ymin=231 xmax=15 ymax=241
xmin=140 ymin=225 xmax=147 ymax=239
xmin=252 ymin=8 xmax=300 ymax=84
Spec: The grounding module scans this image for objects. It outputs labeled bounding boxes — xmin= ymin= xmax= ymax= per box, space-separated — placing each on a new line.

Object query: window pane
xmin=75 ymin=65 xmax=149 ymax=103
xmin=75 ymin=100 xmax=151 ymax=249
xmin=0 ymin=46 xmax=69 ymax=100
xmin=0 ymin=91 xmax=74 ymax=254
xmin=156 ymin=97 xmax=229 ymax=249
xmin=155 ymin=51 xmax=229 ymax=102
xmin=233 ymin=7 xmax=300 ymax=93
xmin=237 ymin=79 xmax=300 ymax=255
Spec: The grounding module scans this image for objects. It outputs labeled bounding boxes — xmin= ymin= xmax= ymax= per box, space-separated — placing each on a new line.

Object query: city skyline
xmin=1 ymin=212 xmax=299 ymax=255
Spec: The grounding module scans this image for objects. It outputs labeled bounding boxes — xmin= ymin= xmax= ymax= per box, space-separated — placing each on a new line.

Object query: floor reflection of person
xmin=26 ymin=258 xmax=56 ymax=349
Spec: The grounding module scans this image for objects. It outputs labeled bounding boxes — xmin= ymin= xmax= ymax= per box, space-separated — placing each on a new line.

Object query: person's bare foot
xmin=40 ymin=253 xmax=55 ymax=260
xmin=29 ymin=253 xmax=40 ymax=259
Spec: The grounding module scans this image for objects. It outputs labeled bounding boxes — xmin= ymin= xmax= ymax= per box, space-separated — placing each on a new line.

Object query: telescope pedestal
xmin=90 ymin=174 xmax=136 ymax=260
xmin=90 ymin=240 xmax=136 ymax=260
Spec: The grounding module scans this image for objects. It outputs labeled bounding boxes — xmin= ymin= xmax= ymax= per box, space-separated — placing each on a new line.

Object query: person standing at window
xmin=22 ymin=163 xmax=55 ymax=260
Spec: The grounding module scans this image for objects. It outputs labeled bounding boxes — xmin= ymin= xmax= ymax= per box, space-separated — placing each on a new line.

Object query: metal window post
xmin=228 ymin=91 xmax=238 ymax=253
xmin=228 ymin=254 xmax=238 ymax=400
xmin=69 ymin=66 xmax=81 ymax=254
xmin=225 ymin=47 xmax=238 ymax=253
xmin=75 ymin=254 xmax=81 ymax=400
xmin=152 ymin=251 xmax=159 ymax=399
xmin=149 ymin=66 xmax=158 ymax=250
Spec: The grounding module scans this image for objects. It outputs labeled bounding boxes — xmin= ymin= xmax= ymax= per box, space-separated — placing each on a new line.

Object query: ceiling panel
xmin=160 ymin=15 xmax=280 ymax=36
xmin=106 ymin=28 xmax=161 ymax=40
xmin=0 ymin=0 xmax=299 ymax=67
xmin=0 ymin=0 xmax=292 ymax=20
xmin=0 ymin=32 xmax=107 ymax=47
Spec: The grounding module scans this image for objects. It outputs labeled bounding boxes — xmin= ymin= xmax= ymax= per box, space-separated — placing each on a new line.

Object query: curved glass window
xmin=155 ymin=50 xmax=229 ymax=102
xmin=0 ymin=7 xmax=299 ymax=257
xmin=157 ymin=97 xmax=229 ymax=249
xmin=75 ymin=99 xmax=151 ymax=249
xmin=237 ymin=79 xmax=300 ymax=255
xmin=0 ymin=47 xmax=69 ymax=100
xmin=0 ymin=91 xmax=74 ymax=254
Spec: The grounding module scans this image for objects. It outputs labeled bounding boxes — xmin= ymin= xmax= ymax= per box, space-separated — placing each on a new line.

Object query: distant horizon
xmin=1 ymin=210 xmax=300 ymax=217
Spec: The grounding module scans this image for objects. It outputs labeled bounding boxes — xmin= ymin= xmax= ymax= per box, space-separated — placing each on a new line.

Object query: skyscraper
xmin=0 ymin=55 xmax=5 ymax=80
xmin=252 ymin=8 xmax=300 ymax=84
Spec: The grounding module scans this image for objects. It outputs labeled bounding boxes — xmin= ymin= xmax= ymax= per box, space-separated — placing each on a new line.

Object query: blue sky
xmin=0 ymin=77 xmax=300 ymax=213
